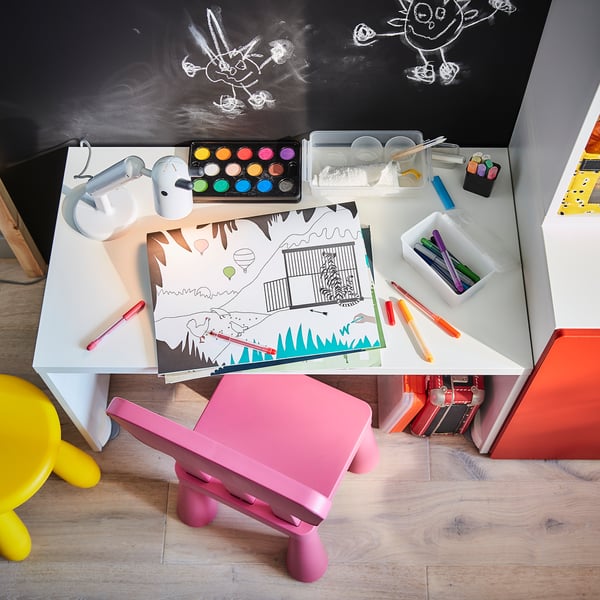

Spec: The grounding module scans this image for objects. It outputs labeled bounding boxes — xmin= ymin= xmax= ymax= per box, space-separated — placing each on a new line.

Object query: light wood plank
xmin=0 ymin=267 xmax=45 ymax=328
xmin=329 ymin=479 xmax=600 ymax=566
xmin=428 ymin=566 xmax=600 ymax=600
xmin=0 ymin=562 xmax=424 ymax=600
xmin=430 ymin=434 xmax=600 ymax=481
xmin=12 ymin=477 xmax=168 ymax=563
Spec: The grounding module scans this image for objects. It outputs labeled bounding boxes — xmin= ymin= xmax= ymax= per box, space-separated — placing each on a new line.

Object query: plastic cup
xmin=350 ymin=136 xmax=383 ymax=164
xmin=384 ymin=136 xmax=417 ymax=168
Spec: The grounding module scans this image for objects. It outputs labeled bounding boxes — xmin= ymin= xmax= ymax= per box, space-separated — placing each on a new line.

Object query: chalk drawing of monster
xmin=353 ymin=0 xmax=517 ymax=85
xmin=182 ymin=7 xmax=294 ymax=114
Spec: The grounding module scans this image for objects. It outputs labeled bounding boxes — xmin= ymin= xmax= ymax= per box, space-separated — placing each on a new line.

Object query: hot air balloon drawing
xmin=223 ymin=265 xmax=236 ymax=280
xmin=233 ymin=248 xmax=256 ymax=273
xmin=194 ymin=238 xmax=209 ymax=255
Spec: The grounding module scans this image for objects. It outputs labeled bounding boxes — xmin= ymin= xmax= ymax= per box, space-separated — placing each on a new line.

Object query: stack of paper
xmin=146 ymin=202 xmax=385 ymax=381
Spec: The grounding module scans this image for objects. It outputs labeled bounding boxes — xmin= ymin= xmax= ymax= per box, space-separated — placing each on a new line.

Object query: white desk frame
xmin=33 ymin=146 xmax=532 ymax=452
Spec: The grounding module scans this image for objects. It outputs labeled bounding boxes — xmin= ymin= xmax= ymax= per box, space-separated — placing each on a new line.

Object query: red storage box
xmin=377 ymin=375 xmax=427 ymax=433
xmin=410 ymin=375 xmax=485 ymax=436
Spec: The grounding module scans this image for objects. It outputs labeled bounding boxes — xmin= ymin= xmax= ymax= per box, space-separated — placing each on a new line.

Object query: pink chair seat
xmin=107 ymin=374 xmax=378 ymax=582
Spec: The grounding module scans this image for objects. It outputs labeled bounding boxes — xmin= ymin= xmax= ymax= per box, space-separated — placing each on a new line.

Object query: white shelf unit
xmin=507 ymin=0 xmax=600 ymax=360
xmin=490 ymin=0 xmax=600 ymax=458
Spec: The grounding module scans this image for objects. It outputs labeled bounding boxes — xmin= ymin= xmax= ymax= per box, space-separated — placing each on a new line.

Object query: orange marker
xmin=398 ymin=299 xmax=434 ymax=363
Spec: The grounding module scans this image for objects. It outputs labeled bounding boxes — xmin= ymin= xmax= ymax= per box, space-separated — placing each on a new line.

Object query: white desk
xmin=33 ymin=146 xmax=532 ymax=451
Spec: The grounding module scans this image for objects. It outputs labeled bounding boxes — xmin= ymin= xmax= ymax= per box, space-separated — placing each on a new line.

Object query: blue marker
xmin=432 ymin=175 xmax=455 ymax=210
xmin=414 ymin=244 xmax=474 ymax=287
xmin=414 ymin=246 xmax=461 ymax=291
xmin=421 ymin=237 xmax=480 ymax=282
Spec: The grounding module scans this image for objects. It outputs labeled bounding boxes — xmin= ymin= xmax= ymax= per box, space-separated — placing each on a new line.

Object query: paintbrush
xmin=391 ymin=136 xmax=447 ymax=161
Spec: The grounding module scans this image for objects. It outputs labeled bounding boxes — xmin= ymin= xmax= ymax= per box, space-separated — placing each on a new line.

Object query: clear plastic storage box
xmin=303 ymin=130 xmax=431 ymax=197
xmin=401 ymin=211 xmax=502 ymax=306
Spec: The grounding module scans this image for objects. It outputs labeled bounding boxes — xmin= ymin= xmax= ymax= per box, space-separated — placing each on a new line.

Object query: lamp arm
xmin=73 ymin=153 xmax=193 ymax=241
xmin=83 ymin=156 xmax=147 ymax=213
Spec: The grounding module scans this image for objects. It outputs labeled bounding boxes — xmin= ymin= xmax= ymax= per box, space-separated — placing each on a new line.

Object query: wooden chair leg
xmin=0 ymin=177 xmax=47 ymax=278
xmin=0 ymin=509 xmax=32 ymax=561
xmin=286 ymin=529 xmax=328 ymax=583
xmin=348 ymin=427 xmax=379 ymax=474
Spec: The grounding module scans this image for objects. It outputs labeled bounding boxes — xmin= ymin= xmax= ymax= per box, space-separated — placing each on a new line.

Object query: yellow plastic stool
xmin=0 ymin=374 xmax=101 ymax=561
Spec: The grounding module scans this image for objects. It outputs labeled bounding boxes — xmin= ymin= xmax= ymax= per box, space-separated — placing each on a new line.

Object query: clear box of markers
xmin=401 ymin=211 xmax=503 ymax=306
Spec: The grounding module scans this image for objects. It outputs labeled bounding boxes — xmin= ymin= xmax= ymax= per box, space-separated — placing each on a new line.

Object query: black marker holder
xmin=463 ymin=162 xmax=501 ymax=197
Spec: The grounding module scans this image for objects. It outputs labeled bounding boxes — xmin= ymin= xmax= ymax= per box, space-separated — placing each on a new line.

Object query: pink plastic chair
xmin=106 ymin=374 xmax=378 ymax=582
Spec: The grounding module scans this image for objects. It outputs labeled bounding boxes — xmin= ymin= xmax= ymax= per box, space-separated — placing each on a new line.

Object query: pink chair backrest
xmin=106 ymin=397 xmax=332 ymax=525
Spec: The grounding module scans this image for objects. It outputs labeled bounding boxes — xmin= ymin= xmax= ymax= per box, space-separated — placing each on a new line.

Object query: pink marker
xmin=209 ymin=330 xmax=277 ymax=355
xmin=487 ymin=165 xmax=499 ymax=180
xmin=86 ymin=300 xmax=146 ymax=351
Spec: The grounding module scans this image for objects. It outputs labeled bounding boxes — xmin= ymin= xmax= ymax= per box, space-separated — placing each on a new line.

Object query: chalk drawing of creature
xmin=182 ymin=7 xmax=294 ymax=114
xmin=353 ymin=0 xmax=517 ymax=85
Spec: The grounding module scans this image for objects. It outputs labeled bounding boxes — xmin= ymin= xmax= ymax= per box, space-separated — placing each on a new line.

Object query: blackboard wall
xmin=1 ymin=0 xmax=551 ymax=168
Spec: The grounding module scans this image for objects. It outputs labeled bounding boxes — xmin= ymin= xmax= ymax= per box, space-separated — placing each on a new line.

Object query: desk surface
xmin=33 ymin=146 xmax=532 ymax=377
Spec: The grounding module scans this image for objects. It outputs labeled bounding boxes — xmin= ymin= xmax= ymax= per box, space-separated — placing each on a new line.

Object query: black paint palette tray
xmin=189 ymin=140 xmax=301 ymax=203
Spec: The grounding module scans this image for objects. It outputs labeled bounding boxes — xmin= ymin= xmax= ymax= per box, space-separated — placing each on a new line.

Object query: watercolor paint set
xmin=188 ymin=140 xmax=302 ymax=202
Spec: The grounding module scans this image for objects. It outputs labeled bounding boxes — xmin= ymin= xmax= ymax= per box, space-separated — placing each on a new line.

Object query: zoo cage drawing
xmin=264 ymin=242 xmax=364 ymax=312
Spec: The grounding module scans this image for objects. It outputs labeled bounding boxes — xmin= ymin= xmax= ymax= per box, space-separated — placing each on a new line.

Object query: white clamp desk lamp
xmin=73 ymin=155 xmax=193 ymax=241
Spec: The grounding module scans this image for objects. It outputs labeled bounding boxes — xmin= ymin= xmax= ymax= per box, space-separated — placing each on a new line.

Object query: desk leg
xmin=470 ymin=371 xmax=531 ymax=454
xmin=35 ymin=371 xmax=113 ymax=451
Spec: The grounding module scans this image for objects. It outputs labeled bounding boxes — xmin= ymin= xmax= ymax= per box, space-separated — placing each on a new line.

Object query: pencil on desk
xmin=398 ymin=299 xmax=434 ymax=363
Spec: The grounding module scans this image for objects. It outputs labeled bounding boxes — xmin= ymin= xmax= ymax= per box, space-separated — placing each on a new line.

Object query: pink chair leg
xmin=286 ymin=529 xmax=328 ymax=583
xmin=348 ymin=427 xmax=379 ymax=474
xmin=176 ymin=481 xmax=218 ymax=527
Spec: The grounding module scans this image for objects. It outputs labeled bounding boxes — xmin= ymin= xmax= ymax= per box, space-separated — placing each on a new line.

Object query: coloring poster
xmin=146 ymin=202 xmax=384 ymax=377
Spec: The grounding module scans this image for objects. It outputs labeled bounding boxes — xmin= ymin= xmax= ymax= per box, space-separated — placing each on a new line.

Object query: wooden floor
xmin=2 ymin=257 xmax=600 ymax=599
